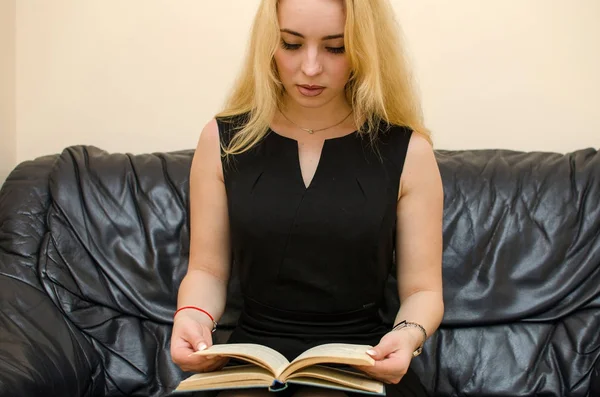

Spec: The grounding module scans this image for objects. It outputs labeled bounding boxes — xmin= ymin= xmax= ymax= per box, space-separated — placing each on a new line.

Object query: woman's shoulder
xmin=369 ymin=121 xmax=414 ymax=161
xmin=214 ymin=112 xmax=252 ymax=146
xmin=371 ymin=120 xmax=436 ymax=179
xmin=376 ymin=120 xmax=413 ymax=140
xmin=215 ymin=112 xmax=251 ymax=131
xmin=376 ymin=121 xmax=433 ymax=155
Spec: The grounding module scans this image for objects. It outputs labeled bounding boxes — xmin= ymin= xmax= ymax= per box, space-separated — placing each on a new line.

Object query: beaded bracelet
xmin=174 ymin=306 xmax=218 ymax=333
xmin=392 ymin=320 xmax=427 ymax=357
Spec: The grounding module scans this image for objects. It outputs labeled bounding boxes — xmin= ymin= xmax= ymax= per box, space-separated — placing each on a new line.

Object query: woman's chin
xmin=284 ymin=90 xmax=340 ymax=109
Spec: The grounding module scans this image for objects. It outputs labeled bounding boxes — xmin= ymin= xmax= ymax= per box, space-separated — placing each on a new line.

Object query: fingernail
xmin=366 ymin=349 xmax=376 ymax=356
xmin=197 ymin=343 xmax=207 ymax=351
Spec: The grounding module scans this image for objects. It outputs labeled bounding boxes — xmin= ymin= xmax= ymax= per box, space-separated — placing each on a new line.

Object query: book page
xmin=287 ymin=365 xmax=384 ymax=394
xmin=279 ymin=343 xmax=375 ymax=381
xmin=192 ymin=343 xmax=290 ymax=375
xmin=175 ymin=365 xmax=274 ymax=392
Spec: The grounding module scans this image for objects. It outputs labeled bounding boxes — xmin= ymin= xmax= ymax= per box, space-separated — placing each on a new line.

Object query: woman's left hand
xmin=353 ymin=330 xmax=420 ymax=384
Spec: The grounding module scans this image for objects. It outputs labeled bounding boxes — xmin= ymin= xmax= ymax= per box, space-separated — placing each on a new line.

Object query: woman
xmin=171 ymin=0 xmax=444 ymax=396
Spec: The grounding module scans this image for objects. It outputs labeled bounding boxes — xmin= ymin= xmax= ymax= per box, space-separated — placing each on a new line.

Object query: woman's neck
xmin=278 ymin=95 xmax=353 ymax=131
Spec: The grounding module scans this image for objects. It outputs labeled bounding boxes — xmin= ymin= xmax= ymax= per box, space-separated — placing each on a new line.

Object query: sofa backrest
xmin=411 ymin=148 xmax=600 ymax=396
xmin=39 ymin=146 xmax=199 ymax=395
xmin=29 ymin=145 xmax=600 ymax=396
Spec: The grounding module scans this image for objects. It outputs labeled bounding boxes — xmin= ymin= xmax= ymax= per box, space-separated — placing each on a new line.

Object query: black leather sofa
xmin=0 ymin=145 xmax=598 ymax=396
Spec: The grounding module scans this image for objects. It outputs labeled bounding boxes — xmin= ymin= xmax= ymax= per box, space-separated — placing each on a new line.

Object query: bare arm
xmin=393 ymin=133 xmax=445 ymax=351
xmin=355 ymin=133 xmax=445 ymax=384
xmin=177 ymin=118 xmax=231 ymax=327
xmin=171 ymin=119 xmax=231 ymax=371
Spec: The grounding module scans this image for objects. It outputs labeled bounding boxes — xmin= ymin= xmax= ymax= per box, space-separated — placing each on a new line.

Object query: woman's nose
xmin=301 ymin=47 xmax=323 ymax=76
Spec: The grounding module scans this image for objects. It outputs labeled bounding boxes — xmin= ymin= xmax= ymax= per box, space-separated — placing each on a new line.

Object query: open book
xmin=173 ymin=343 xmax=385 ymax=395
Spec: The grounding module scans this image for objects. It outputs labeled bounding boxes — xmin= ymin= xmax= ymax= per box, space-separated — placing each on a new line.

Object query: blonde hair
xmin=216 ymin=0 xmax=431 ymax=155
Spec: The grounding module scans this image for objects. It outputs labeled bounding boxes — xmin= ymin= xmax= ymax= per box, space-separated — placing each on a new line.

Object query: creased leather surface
xmin=0 ymin=154 xmax=57 ymax=288
xmin=40 ymin=146 xmax=194 ymax=396
xmin=435 ymin=149 xmax=600 ymax=325
xmin=0 ymin=274 xmax=103 ymax=396
xmin=411 ymin=148 xmax=600 ymax=397
xmin=0 ymin=144 xmax=599 ymax=396
xmin=0 ymin=154 xmax=101 ymax=396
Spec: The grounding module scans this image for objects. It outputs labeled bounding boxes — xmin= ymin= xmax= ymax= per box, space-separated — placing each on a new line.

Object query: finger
xmin=171 ymin=338 xmax=195 ymax=362
xmin=366 ymin=335 xmax=398 ymax=360
xmin=353 ymin=355 xmax=408 ymax=383
xmin=370 ymin=356 xmax=405 ymax=375
xmin=173 ymin=346 xmax=207 ymax=367
xmin=173 ymin=340 xmax=217 ymax=367
xmin=181 ymin=325 xmax=210 ymax=352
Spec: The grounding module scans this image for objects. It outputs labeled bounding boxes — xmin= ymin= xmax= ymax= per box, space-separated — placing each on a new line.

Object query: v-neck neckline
xmin=268 ymin=128 xmax=357 ymax=191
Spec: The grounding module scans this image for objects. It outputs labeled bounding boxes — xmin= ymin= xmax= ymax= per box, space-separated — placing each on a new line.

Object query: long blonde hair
xmin=216 ymin=0 xmax=430 ymax=155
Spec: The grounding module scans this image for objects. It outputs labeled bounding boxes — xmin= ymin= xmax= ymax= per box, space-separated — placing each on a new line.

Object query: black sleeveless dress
xmin=211 ymin=114 xmax=428 ymax=397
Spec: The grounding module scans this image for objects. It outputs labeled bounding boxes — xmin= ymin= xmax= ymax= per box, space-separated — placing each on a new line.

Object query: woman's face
xmin=274 ymin=0 xmax=352 ymax=109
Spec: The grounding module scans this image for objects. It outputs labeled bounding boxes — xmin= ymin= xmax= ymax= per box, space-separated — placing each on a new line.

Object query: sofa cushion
xmin=0 ymin=274 xmax=103 ymax=396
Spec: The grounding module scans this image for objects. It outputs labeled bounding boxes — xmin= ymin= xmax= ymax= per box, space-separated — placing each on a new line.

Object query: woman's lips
xmin=297 ymin=85 xmax=325 ymax=97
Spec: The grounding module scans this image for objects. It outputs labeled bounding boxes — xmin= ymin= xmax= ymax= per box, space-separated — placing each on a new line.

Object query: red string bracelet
xmin=174 ymin=306 xmax=218 ymax=332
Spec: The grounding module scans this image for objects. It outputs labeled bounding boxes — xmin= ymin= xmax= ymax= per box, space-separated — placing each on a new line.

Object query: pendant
xmin=302 ymin=128 xmax=314 ymax=134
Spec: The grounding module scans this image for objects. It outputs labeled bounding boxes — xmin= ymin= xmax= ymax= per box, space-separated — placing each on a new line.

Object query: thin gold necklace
xmin=278 ymin=108 xmax=354 ymax=134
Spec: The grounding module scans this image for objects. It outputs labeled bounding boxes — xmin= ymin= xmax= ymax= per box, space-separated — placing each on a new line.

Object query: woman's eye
xmin=327 ymin=46 xmax=345 ymax=54
xmin=280 ymin=41 xmax=345 ymax=54
xmin=281 ymin=41 xmax=301 ymax=50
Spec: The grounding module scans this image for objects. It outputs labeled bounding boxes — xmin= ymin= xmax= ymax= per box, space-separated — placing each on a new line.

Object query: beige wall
xmin=0 ymin=0 xmax=16 ymax=185
xmin=10 ymin=0 xmax=600 ymax=173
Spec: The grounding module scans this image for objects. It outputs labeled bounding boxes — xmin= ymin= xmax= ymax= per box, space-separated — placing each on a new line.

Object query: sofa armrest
xmin=0 ymin=274 xmax=103 ymax=397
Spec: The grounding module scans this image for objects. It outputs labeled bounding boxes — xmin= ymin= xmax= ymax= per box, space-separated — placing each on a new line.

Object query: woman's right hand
xmin=170 ymin=310 xmax=229 ymax=373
